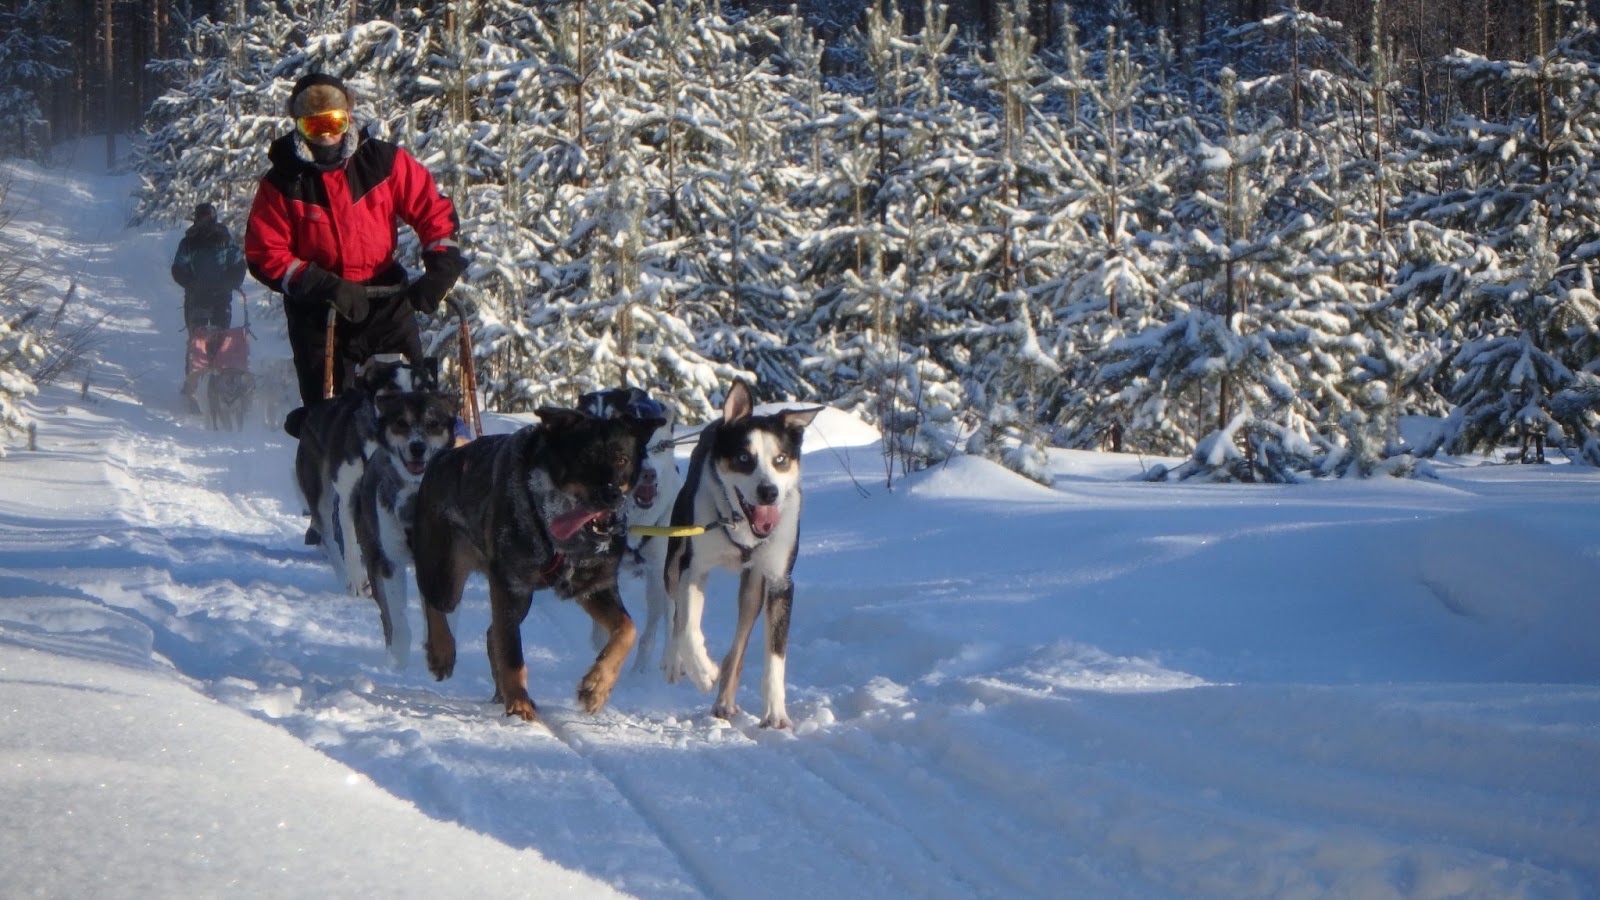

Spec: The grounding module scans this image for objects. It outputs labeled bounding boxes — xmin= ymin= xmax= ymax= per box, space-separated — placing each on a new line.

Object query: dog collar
xmin=541 ymin=552 xmax=565 ymax=583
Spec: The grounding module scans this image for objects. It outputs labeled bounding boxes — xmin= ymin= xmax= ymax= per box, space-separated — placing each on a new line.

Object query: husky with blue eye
xmin=663 ymin=380 xmax=822 ymax=730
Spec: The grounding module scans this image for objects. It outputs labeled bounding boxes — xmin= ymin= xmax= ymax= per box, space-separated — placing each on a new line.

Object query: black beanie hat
xmin=193 ymin=202 xmax=216 ymax=222
xmin=287 ymin=72 xmax=354 ymax=119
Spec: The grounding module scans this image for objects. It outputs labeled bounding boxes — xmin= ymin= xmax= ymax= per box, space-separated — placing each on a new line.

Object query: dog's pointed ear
xmin=535 ymin=406 xmax=587 ymax=431
xmin=723 ymin=380 xmax=754 ymax=423
xmin=782 ymin=405 xmax=823 ymax=431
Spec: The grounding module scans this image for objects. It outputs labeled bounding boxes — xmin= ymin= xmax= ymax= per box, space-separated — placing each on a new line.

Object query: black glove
xmin=330 ymin=279 xmax=369 ymax=323
xmin=295 ymin=263 xmax=369 ymax=323
xmin=405 ymin=247 xmax=466 ymax=315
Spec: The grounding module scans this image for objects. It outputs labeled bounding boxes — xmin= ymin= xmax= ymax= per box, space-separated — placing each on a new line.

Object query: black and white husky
xmin=351 ymin=388 xmax=457 ymax=668
xmin=663 ymin=380 xmax=822 ymax=729
xmin=293 ymin=354 xmax=425 ymax=598
xmin=579 ymin=387 xmax=681 ymax=672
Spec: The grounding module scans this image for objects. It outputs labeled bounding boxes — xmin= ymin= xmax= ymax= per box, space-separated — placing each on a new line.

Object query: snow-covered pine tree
xmin=135 ymin=4 xmax=293 ymax=227
xmin=952 ymin=0 xmax=1063 ymax=484
xmin=0 ymin=1 xmax=69 ymax=160
xmin=0 ymin=301 xmax=40 ymax=451
xmin=1110 ymin=60 xmax=1346 ymax=482
xmin=649 ymin=8 xmax=816 ymax=408
xmin=1402 ymin=4 xmax=1600 ymax=463
xmin=1230 ymin=0 xmax=1411 ymax=477
xmin=1437 ymin=211 xmax=1600 ymax=460
xmin=800 ymin=0 xmax=970 ymax=483
xmin=1032 ymin=17 xmax=1180 ymax=455
xmin=452 ymin=0 xmax=809 ymax=419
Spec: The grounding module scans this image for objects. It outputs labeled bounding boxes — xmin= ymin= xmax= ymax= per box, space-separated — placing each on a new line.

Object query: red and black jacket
xmin=245 ymin=129 xmax=459 ymax=301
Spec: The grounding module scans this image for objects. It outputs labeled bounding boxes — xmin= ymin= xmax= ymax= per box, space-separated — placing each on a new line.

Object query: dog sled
xmin=185 ymin=288 xmax=255 ymax=431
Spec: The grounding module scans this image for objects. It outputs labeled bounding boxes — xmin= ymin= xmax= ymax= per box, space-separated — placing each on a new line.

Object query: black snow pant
xmin=284 ymin=288 xmax=421 ymax=408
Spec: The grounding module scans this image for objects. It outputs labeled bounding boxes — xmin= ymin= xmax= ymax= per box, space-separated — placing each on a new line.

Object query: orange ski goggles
xmin=296 ymin=108 xmax=350 ymax=140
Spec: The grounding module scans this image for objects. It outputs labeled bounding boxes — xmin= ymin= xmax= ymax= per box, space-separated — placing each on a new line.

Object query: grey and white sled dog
xmin=206 ymin=367 xmax=255 ymax=432
xmin=579 ymin=387 xmax=681 ymax=673
xmin=292 ymin=354 xmax=426 ymax=599
xmin=351 ymin=386 xmax=457 ymax=668
xmin=663 ymin=380 xmax=822 ymax=729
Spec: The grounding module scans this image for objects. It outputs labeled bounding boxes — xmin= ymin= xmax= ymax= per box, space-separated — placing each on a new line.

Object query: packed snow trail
xmin=3 ymin=153 xmax=1599 ymax=898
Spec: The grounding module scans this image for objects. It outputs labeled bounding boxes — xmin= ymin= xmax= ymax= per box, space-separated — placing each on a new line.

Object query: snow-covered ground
xmin=2 ymin=146 xmax=1598 ymax=899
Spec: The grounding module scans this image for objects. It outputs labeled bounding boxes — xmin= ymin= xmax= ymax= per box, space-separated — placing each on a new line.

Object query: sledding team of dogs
xmin=296 ymin=361 xmax=821 ymax=728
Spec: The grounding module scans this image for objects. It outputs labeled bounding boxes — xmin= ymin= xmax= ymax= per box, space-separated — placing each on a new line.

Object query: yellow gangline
xmin=628 ymin=524 xmax=707 ymax=537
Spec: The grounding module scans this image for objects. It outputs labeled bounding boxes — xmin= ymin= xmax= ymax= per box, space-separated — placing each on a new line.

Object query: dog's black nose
xmin=595 ymin=484 xmax=624 ymax=508
xmin=409 ymin=440 xmax=427 ymax=458
xmin=756 ymin=483 xmax=779 ymax=505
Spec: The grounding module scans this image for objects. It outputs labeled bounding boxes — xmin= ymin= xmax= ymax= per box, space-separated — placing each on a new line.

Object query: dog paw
xmin=687 ymin=656 xmax=719 ymax=693
xmin=503 ymin=696 xmax=539 ymax=722
xmin=712 ymin=700 xmax=741 ymax=720
xmin=577 ymin=670 xmax=615 ymax=714
xmin=661 ymin=642 xmax=688 ymax=683
xmin=662 ymin=650 xmax=718 ymax=692
xmin=759 ymin=713 xmax=793 ymax=730
xmin=426 ymin=647 xmax=455 ymax=681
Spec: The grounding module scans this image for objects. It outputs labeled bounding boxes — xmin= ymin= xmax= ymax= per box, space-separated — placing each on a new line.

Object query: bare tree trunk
xmin=575 ymin=0 xmax=587 ymax=183
xmin=103 ymin=0 xmax=114 ymax=170
xmin=1290 ymin=0 xmax=1302 ymax=131
xmin=1533 ymin=0 xmax=1551 ymax=183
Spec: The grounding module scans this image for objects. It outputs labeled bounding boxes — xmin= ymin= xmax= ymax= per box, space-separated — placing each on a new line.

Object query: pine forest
xmin=3 ymin=0 xmax=1598 ymax=484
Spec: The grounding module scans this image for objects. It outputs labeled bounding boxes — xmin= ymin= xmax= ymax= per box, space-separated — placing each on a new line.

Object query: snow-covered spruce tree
xmin=649 ymin=10 xmax=818 ymax=407
xmin=1400 ymin=6 xmax=1600 ymax=463
xmin=1107 ymin=63 xmax=1359 ymax=483
xmin=454 ymin=0 xmax=809 ymax=420
xmin=1229 ymin=0 xmax=1415 ymax=477
xmin=948 ymin=0 xmax=1064 ymax=485
xmin=0 ymin=1 xmax=69 ymax=160
xmin=1032 ymin=18 xmax=1182 ymax=455
xmin=799 ymin=0 xmax=971 ymax=483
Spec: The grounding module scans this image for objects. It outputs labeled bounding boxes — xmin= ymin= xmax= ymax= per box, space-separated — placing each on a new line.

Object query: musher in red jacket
xmin=245 ymin=72 xmax=466 ymax=415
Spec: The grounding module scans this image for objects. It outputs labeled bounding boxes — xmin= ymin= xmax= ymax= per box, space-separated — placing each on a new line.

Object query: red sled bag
xmin=187 ymin=326 xmax=249 ymax=374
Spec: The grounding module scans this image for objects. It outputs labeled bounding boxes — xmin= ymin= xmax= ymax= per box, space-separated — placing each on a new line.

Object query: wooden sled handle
xmin=322 ymin=308 xmax=337 ymax=400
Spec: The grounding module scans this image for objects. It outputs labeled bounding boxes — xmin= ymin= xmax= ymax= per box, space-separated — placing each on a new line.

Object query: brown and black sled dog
xmin=411 ymin=407 xmax=665 ymax=721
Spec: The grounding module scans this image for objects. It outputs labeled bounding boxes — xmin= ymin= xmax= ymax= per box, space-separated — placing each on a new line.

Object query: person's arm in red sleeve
xmin=245 ymin=179 xmax=305 ymax=297
xmin=245 ymin=179 xmax=366 ymax=319
xmin=392 ymin=147 xmax=466 ymax=314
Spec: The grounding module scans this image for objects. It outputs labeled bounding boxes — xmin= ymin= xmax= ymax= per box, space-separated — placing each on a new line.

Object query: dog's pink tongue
xmin=549 ymin=508 xmax=602 ymax=541
xmin=749 ymin=504 xmax=781 ymax=538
